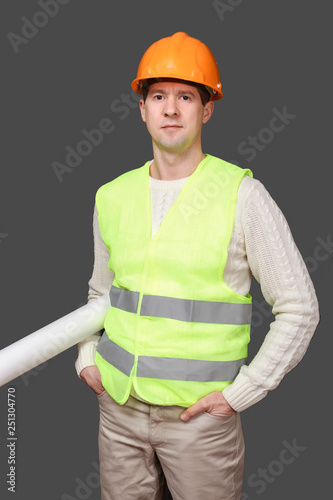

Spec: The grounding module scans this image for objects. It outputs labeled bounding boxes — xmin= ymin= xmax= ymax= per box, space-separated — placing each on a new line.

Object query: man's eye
xmin=180 ymin=95 xmax=190 ymax=101
xmin=153 ymin=95 xmax=163 ymax=100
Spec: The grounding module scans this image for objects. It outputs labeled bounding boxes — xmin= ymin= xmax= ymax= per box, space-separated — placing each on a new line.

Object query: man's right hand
xmin=80 ymin=366 xmax=105 ymax=395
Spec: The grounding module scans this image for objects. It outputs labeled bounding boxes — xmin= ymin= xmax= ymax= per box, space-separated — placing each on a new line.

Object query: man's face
xmin=139 ymin=81 xmax=213 ymax=155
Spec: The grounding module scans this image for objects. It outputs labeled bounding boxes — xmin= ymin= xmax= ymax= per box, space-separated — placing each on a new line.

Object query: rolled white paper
xmin=0 ymin=294 xmax=110 ymax=386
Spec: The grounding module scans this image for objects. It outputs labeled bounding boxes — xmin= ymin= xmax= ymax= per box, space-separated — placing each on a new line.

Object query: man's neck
xmin=149 ymin=148 xmax=206 ymax=180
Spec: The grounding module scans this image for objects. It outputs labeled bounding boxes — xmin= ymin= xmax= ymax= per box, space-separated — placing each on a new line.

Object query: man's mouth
xmin=162 ymin=124 xmax=182 ymax=129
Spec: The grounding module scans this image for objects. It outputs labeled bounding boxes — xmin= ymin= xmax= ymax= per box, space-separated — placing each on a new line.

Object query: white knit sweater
xmin=75 ymin=171 xmax=319 ymax=412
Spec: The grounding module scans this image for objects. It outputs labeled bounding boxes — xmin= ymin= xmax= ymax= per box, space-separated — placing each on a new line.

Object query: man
xmin=75 ymin=32 xmax=319 ymax=499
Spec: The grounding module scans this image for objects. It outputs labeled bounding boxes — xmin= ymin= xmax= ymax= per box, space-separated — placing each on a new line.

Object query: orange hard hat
xmin=131 ymin=32 xmax=223 ymax=101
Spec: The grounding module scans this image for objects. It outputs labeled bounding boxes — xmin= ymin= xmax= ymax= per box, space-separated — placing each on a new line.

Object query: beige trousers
xmin=97 ymin=391 xmax=245 ymax=500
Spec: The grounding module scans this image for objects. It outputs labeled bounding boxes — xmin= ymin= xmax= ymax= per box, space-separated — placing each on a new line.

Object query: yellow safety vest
xmin=95 ymin=154 xmax=253 ymax=406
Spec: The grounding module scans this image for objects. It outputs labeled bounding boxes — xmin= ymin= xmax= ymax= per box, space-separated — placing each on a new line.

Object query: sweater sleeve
xmin=74 ymin=205 xmax=114 ymax=377
xmin=222 ymin=178 xmax=320 ymax=412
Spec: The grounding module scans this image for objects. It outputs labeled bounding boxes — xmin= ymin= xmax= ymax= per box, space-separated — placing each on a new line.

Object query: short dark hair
xmin=140 ymin=78 xmax=212 ymax=106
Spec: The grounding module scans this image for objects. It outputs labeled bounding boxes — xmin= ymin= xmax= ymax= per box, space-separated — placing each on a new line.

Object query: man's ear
xmin=203 ymin=100 xmax=214 ymax=124
xmin=139 ymin=99 xmax=146 ymax=123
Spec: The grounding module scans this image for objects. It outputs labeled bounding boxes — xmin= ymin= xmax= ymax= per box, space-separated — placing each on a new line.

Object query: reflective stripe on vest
xmin=110 ymin=286 xmax=139 ymax=314
xmin=110 ymin=285 xmax=251 ymax=325
xmin=97 ymin=330 xmax=246 ymax=382
xmin=97 ymin=332 xmax=134 ymax=377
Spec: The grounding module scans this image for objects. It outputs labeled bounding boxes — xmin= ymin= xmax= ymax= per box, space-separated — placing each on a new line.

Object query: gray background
xmin=0 ymin=1 xmax=331 ymax=499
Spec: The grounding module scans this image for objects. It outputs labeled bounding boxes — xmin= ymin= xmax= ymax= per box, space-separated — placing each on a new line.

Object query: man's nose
xmin=163 ymin=96 xmax=179 ymax=116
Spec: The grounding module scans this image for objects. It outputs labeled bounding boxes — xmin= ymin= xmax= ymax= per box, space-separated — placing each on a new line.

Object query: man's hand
xmin=80 ymin=366 xmax=105 ymax=395
xmin=180 ymin=391 xmax=236 ymax=421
